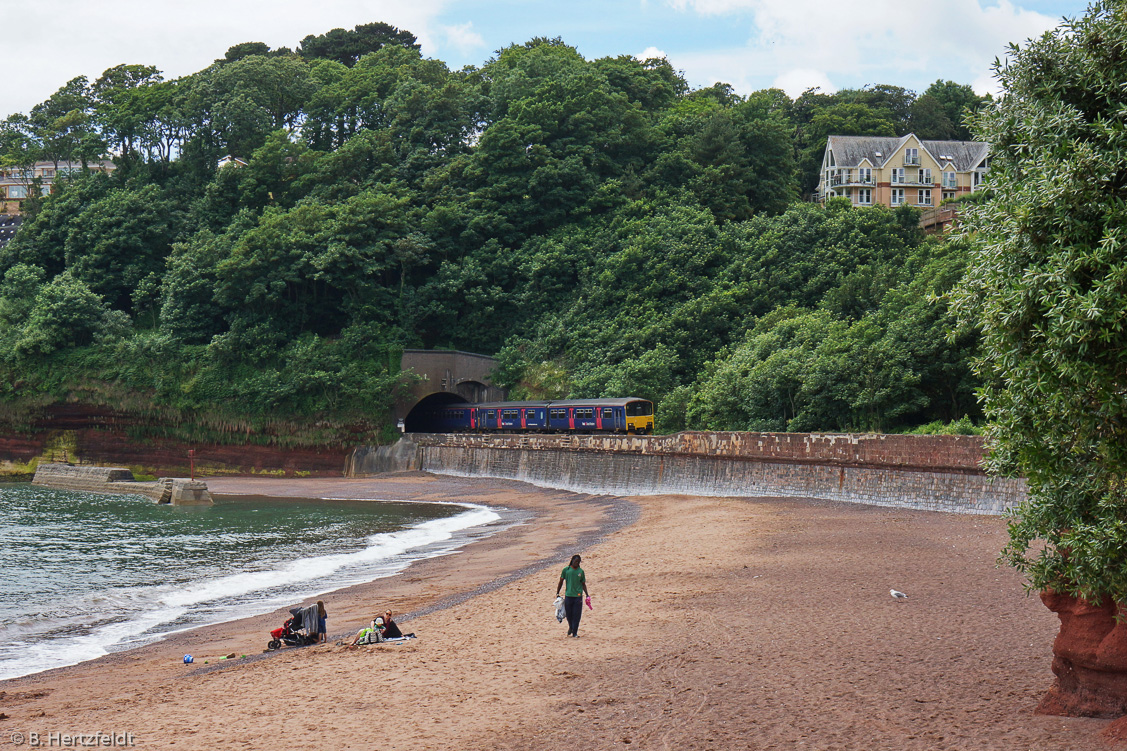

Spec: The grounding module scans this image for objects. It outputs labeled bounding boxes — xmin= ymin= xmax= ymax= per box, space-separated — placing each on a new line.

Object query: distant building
xmin=0 ymin=160 xmax=116 ymax=214
xmin=817 ymin=134 xmax=989 ymax=210
xmin=217 ymin=155 xmax=248 ymax=169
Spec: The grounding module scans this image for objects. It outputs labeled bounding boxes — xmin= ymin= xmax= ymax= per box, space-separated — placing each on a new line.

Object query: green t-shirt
xmin=561 ymin=566 xmax=585 ymax=597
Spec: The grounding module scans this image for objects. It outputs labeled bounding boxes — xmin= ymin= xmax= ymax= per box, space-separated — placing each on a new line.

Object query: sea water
xmin=0 ymin=484 xmax=502 ymax=680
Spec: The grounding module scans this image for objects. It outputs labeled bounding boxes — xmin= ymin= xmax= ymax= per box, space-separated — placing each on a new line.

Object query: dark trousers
xmin=564 ymin=596 xmax=583 ymax=635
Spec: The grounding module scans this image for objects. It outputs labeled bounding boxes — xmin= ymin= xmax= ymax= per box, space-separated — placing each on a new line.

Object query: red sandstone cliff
xmin=1 ymin=403 xmax=350 ymax=476
xmin=1038 ymin=591 xmax=1127 ymax=720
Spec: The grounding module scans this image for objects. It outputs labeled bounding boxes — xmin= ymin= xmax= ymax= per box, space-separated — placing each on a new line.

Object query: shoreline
xmin=0 ymin=473 xmax=1115 ymax=749
xmin=0 ymin=473 xmax=630 ymax=688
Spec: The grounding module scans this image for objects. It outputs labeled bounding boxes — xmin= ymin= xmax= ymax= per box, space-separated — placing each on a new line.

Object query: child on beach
xmin=349 ymin=618 xmax=384 ymax=646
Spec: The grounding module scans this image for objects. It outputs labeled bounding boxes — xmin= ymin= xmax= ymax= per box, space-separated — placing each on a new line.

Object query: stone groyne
xmin=347 ymin=432 xmax=1025 ymax=515
xmin=32 ymin=463 xmax=213 ymax=505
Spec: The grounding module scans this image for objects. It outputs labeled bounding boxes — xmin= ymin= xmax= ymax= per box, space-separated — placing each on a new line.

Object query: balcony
xmin=829 ymin=174 xmax=875 ymax=187
xmin=941 ymin=178 xmax=958 ymax=189
xmin=890 ymin=176 xmax=933 ymax=187
xmin=903 ymin=155 xmax=921 ymax=166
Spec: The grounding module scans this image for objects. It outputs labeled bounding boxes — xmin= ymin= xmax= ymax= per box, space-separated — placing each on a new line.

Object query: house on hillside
xmin=816 ymin=134 xmax=989 ymax=211
xmin=0 ymin=160 xmax=116 ymax=214
xmin=217 ymin=155 xmax=248 ymax=169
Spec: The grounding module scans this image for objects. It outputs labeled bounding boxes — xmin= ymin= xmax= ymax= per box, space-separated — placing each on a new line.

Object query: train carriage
xmin=411 ymin=397 xmax=654 ymax=435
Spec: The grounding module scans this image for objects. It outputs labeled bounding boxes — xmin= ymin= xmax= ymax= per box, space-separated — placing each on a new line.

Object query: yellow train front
xmin=421 ymin=398 xmax=655 ymax=434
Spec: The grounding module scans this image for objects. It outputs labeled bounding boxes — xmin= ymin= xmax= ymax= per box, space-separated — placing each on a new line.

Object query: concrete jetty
xmin=32 ymin=463 xmax=213 ymax=505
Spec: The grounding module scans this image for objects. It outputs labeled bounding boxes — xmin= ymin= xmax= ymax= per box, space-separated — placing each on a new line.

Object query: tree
xmin=299 ymin=22 xmax=419 ymax=66
xmin=222 ymin=42 xmax=272 ymax=63
xmin=952 ymin=1 xmax=1127 ymax=602
xmin=15 ymin=271 xmax=109 ymax=355
xmin=914 ymin=80 xmax=988 ymax=141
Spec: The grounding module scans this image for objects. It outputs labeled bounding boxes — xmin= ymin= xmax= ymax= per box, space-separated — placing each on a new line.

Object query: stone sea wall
xmin=32 ymin=463 xmax=213 ymax=505
xmin=349 ymin=432 xmax=1025 ymax=515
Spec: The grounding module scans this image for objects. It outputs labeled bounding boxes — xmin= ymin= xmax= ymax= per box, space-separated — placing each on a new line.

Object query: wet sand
xmin=0 ymin=473 xmax=1114 ymax=749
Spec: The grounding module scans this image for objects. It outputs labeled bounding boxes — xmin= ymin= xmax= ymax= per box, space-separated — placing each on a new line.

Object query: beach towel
xmin=554 ymin=596 xmax=565 ymax=623
xmin=301 ymin=604 xmax=321 ymax=636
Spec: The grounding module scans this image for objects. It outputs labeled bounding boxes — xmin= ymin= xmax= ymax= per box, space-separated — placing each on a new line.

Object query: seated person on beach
xmin=349 ymin=618 xmax=383 ymax=646
xmin=381 ymin=610 xmax=403 ymax=639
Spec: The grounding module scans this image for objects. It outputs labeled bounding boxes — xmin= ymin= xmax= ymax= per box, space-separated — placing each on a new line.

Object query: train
xmin=412 ymin=397 xmax=655 ymax=434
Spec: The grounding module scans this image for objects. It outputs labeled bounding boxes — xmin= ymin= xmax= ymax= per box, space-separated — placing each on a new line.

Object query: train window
xmin=576 ymin=408 xmax=594 ymax=419
xmin=626 ymin=401 xmax=653 ymax=416
xmin=602 ymin=408 xmax=614 ymax=418
xmin=550 ymin=409 xmax=566 ymax=419
xmin=502 ymin=409 xmax=519 ymax=419
xmin=487 ymin=410 xmax=495 ymax=418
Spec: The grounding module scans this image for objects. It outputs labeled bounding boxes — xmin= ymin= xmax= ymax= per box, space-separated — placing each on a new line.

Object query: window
xmin=890 ymin=188 xmax=905 ymax=206
xmin=858 ymin=167 xmax=872 ymax=183
xmin=943 ymin=191 xmax=955 ymax=202
xmin=575 ymin=408 xmax=595 ymax=419
xmin=550 ymin=408 xmax=567 ymax=420
xmin=918 ymin=189 xmax=932 ymax=206
xmin=904 ymin=148 xmax=919 ymax=165
xmin=942 ymin=171 xmax=957 ymax=189
xmin=602 ymin=408 xmax=614 ymax=419
xmin=626 ymin=401 xmax=654 ymax=416
xmin=854 ymin=188 xmax=872 ymax=205
xmin=918 ymin=168 xmax=931 ymax=184
xmin=890 ymin=168 xmax=905 ymax=184
xmin=486 ymin=410 xmax=495 ymax=419
xmin=502 ymin=409 xmax=519 ymax=419
xmin=7 ymin=186 xmax=27 ymax=199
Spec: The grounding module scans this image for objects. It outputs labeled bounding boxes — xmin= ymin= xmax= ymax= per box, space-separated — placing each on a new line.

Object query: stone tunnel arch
xmin=403 ymin=392 xmax=469 ymax=433
xmin=393 ymin=350 xmax=507 ymax=430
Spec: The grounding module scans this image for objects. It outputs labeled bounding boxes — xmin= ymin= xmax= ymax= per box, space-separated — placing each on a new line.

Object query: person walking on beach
xmin=317 ymin=600 xmax=327 ymax=643
xmin=556 ymin=554 xmax=589 ymax=638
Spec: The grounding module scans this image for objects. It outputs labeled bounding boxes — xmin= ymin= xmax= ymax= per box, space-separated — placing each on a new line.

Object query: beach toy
xmin=585 ymin=596 xmax=593 ymax=611
xmin=183 ymin=654 xmax=193 ymax=664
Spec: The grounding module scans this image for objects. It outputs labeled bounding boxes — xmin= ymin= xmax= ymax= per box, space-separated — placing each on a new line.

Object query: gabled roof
xmin=920 ymin=139 xmax=990 ymax=171
xmin=825 ymin=135 xmax=908 ymax=169
xmin=825 ymin=134 xmax=989 ymax=171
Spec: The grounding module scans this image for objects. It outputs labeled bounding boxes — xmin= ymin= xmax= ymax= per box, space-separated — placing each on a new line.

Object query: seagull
xmin=890 ymin=589 xmax=909 ymax=601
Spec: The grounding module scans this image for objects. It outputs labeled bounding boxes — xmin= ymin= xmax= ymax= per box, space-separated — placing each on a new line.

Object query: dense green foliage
xmin=0 ymin=25 xmax=984 ymax=444
xmin=953 ymin=2 xmax=1127 ymax=602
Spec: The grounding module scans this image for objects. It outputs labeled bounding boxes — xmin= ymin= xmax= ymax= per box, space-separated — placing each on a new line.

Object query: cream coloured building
xmin=0 ymin=160 xmax=116 ymax=214
xmin=817 ymin=134 xmax=989 ymax=209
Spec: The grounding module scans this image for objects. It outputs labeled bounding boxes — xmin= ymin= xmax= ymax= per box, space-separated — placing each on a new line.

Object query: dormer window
xmin=904 ymin=148 xmax=920 ymax=166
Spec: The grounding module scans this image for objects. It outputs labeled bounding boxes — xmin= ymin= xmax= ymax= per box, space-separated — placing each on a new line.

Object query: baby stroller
xmin=266 ymin=606 xmax=317 ymax=650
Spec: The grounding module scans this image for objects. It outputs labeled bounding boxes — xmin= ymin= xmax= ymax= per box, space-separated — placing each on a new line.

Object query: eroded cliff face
xmin=0 ymin=403 xmax=351 ymax=477
xmin=1038 ymin=591 xmax=1127 ymax=718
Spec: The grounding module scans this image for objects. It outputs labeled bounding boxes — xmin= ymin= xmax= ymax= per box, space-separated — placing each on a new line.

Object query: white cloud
xmin=438 ymin=22 xmax=486 ymax=58
xmin=0 ymin=0 xmax=449 ymax=119
xmin=773 ymin=69 xmax=835 ymax=98
xmin=664 ymin=0 xmax=1058 ymax=95
xmin=636 ymin=46 xmax=668 ymax=61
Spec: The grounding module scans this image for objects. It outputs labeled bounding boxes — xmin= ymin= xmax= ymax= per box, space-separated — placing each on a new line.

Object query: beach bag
xmin=554 ymin=596 xmax=566 ymax=623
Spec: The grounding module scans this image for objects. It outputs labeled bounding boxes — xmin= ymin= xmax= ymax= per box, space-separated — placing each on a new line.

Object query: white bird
xmin=890 ymin=589 xmax=909 ymax=601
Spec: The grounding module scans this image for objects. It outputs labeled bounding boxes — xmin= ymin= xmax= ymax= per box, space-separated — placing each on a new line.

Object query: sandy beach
xmin=0 ymin=473 xmax=1114 ymax=749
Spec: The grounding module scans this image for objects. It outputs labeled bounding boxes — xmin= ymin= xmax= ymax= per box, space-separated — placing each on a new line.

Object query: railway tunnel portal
xmin=397 ymin=349 xmax=507 ymax=432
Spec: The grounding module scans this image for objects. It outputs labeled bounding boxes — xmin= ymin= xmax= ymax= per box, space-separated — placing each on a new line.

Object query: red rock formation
xmin=1037 ymin=590 xmax=1127 ymax=718
xmin=0 ymin=403 xmax=351 ymax=477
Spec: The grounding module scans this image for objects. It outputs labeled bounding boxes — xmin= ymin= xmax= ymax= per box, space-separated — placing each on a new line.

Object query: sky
xmin=0 ymin=0 xmax=1091 ymax=120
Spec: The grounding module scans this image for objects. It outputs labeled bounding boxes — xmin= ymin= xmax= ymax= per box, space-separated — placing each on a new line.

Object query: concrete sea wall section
xmin=347 ymin=432 xmax=1026 ymax=515
xmin=32 ymin=463 xmax=213 ymax=505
